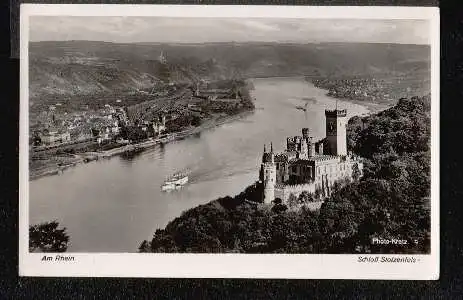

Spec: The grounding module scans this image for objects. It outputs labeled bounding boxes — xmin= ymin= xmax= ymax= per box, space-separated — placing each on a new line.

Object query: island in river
xmin=30 ymin=77 xmax=376 ymax=252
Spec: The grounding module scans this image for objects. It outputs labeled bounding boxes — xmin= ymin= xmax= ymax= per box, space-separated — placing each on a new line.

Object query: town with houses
xmin=29 ymin=51 xmax=254 ymax=179
xmin=30 ymin=84 xmax=249 ymax=149
xmin=32 ymin=103 xmax=131 ymax=147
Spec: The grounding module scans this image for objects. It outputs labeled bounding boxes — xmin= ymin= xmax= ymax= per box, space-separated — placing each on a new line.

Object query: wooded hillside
xmin=140 ymin=95 xmax=431 ymax=254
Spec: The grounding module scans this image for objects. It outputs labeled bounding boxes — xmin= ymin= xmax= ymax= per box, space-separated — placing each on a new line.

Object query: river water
xmin=29 ymin=77 xmax=370 ymax=252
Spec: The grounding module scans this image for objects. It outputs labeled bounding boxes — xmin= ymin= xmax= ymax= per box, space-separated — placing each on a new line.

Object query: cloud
xmin=30 ymin=17 xmax=430 ymax=45
xmin=241 ymin=20 xmax=280 ymax=31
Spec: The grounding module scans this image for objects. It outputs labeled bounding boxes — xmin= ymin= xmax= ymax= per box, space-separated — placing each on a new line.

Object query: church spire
xmin=270 ymin=142 xmax=273 ymax=153
xmin=264 ymin=144 xmax=267 ymax=153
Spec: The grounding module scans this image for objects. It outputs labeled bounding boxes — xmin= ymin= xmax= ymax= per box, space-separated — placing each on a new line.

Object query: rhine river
xmin=29 ymin=77 xmax=370 ymax=252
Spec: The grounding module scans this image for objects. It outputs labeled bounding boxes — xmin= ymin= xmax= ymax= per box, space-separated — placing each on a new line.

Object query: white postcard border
xmin=19 ymin=4 xmax=440 ymax=279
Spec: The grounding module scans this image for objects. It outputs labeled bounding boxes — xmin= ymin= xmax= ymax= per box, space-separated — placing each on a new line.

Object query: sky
xmin=30 ymin=17 xmax=430 ymax=45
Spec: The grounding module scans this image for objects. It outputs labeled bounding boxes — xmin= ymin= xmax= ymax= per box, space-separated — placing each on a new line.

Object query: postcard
xmin=19 ymin=4 xmax=439 ymax=279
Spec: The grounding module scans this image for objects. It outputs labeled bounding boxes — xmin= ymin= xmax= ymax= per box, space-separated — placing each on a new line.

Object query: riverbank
xmin=29 ymin=156 xmax=86 ymax=180
xmin=29 ymin=110 xmax=254 ymax=181
xmin=345 ymin=98 xmax=392 ymax=115
xmin=30 ymin=76 xmax=381 ymax=252
xmin=29 ymin=91 xmax=384 ymax=182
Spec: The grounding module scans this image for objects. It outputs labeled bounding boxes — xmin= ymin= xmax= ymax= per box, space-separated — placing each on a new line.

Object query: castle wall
xmin=305 ymin=201 xmax=324 ymax=211
xmin=273 ymin=156 xmax=362 ymax=203
xmin=313 ymin=157 xmax=354 ymax=188
xmin=275 ymin=182 xmax=316 ymax=202
xmin=275 ymin=162 xmax=289 ymax=184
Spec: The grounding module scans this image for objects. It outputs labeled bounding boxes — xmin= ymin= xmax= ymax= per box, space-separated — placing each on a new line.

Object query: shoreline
xmin=29 ymin=78 xmax=391 ymax=182
xmin=301 ymin=76 xmax=395 ymax=114
xmin=29 ymin=110 xmax=254 ymax=181
xmin=341 ymin=97 xmax=393 ymax=114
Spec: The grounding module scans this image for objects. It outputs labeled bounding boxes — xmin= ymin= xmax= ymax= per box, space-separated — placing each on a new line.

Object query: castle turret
xmin=159 ymin=51 xmax=167 ymax=64
xmin=316 ymin=141 xmax=324 ymax=155
xmin=194 ymin=82 xmax=200 ymax=96
xmin=287 ymin=137 xmax=295 ymax=151
xmin=262 ymin=143 xmax=274 ymax=164
xmin=308 ymin=136 xmax=316 ymax=158
xmin=325 ymin=108 xmax=348 ymax=156
xmin=260 ymin=143 xmax=276 ymax=204
xmin=302 ymin=128 xmax=309 ymax=139
xmin=300 ymin=137 xmax=308 ymax=159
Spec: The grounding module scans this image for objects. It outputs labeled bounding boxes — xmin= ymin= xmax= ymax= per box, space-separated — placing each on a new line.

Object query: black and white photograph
xmin=19 ymin=5 xmax=439 ymax=279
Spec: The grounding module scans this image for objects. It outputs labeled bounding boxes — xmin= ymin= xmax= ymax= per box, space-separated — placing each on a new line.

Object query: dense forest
xmin=140 ymin=95 xmax=431 ymax=254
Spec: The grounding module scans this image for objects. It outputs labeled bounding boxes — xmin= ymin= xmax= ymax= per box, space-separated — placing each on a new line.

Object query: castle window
xmin=276 ymin=164 xmax=279 ymax=170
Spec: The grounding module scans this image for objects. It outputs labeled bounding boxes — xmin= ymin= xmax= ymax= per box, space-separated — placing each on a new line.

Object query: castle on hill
xmin=259 ymin=108 xmax=363 ymax=204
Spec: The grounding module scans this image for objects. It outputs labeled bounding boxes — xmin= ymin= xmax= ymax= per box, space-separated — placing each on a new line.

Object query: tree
xmin=306 ymin=192 xmax=316 ymax=203
xmin=191 ymin=115 xmax=202 ymax=127
xmin=273 ymin=198 xmax=283 ymax=205
xmin=271 ymin=203 xmax=288 ymax=214
xmin=352 ymin=163 xmax=361 ymax=181
xmin=287 ymin=193 xmax=298 ymax=208
xmin=298 ymin=191 xmax=315 ymax=203
xmin=29 ymin=221 xmax=70 ymax=252
xmin=138 ymin=240 xmax=151 ymax=253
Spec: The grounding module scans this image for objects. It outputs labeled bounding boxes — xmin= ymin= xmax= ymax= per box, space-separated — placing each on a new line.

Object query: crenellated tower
xmin=325 ymin=108 xmax=348 ymax=156
xmin=260 ymin=143 xmax=276 ymax=204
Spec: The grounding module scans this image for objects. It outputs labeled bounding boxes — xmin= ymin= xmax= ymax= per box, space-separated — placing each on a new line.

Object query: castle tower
xmin=302 ymin=128 xmax=309 ymax=139
xmin=260 ymin=143 xmax=276 ymax=204
xmin=308 ymin=136 xmax=316 ymax=157
xmin=316 ymin=141 xmax=324 ymax=155
xmin=325 ymin=108 xmax=348 ymax=156
xmin=159 ymin=51 xmax=167 ymax=64
xmin=300 ymin=137 xmax=308 ymax=159
xmin=194 ymin=82 xmax=200 ymax=96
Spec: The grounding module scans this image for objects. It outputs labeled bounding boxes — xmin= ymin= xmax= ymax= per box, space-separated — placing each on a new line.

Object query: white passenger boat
xmin=161 ymin=171 xmax=189 ymax=191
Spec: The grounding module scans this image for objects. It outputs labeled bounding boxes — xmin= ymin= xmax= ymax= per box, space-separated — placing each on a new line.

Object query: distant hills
xmin=29 ymin=40 xmax=430 ymax=101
